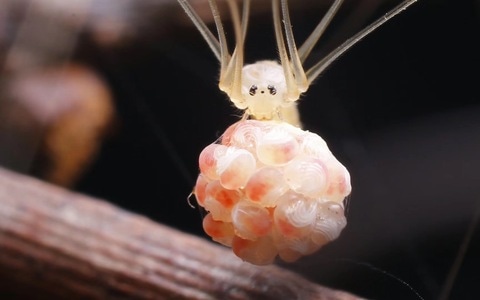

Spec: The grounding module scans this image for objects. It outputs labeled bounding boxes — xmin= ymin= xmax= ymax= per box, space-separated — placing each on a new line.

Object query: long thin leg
xmin=217 ymin=0 xmax=250 ymax=105
xmin=233 ymin=0 xmax=251 ymax=103
xmin=177 ymin=0 xmax=221 ymax=61
xmin=241 ymin=0 xmax=250 ymax=42
xmin=306 ymin=0 xmax=417 ymax=85
xmin=298 ymin=0 xmax=345 ymax=63
xmin=208 ymin=0 xmax=232 ymax=90
xmin=280 ymin=0 xmax=308 ymax=94
xmin=272 ymin=0 xmax=298 ymax=102
xmin=229 ymin=0 xmax=250 ymax=103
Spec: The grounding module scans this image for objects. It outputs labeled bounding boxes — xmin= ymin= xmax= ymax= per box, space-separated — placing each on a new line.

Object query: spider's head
xmin=240 ymin=60 xmax=287 ymax=120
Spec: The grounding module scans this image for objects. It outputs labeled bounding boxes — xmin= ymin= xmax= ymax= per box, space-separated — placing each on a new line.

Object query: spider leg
xmin=212 ymin=0 xmax=249 ymax=107
xmin=208 ymin=0 xmax=232 ymax=88
xmin=241 ymin=0 xmax=250 ymax=42
xmin=177 ymin=0 xmax=221 ymax=61
xmin=272 ymin=0 xmax=300 ymax=102
xmin=280 ymin=0 xmax=309 ymax=97
xmin=306 ymin=0 xmax=417 ymax=85
xmin=227 ymin=0 xmax=250 ymax=104
xmin=298 ymin=0 xmax=345 ymax=63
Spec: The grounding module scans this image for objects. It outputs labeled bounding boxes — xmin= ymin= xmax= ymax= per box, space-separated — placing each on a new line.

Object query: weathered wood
xmin=0 ymin=167 xmax=362 ymax=299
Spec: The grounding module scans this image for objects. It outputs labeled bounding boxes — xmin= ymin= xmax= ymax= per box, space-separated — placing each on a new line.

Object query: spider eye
xmin=249 ymin=85 xmax=258 ymax=96
xmin=267 ymin=85 xmax=277 ymax=95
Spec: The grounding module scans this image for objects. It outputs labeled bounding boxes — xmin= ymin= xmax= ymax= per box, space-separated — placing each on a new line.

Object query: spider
xmin=177 ymin=0 xmax=417 ymax=126
xmin=177 ymin=0 xmax=417 ymax=265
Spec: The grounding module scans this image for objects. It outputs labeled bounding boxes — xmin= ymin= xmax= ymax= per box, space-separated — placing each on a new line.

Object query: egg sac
xmin=195 ymin=120 xmax=351 ymax=265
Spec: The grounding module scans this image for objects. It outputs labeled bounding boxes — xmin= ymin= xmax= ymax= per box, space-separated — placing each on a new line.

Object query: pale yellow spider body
xmin=178 ymin=0 xmax=416 ymax=125
xmin=240 ymin=60 xmax=301 ymax=125
xmin=177 ymin=0 xmax=417 ymax=265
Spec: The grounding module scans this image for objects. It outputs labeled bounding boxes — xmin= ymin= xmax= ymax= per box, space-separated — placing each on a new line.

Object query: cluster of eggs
xmin=194 ymin=120 xmax=351 ymax=265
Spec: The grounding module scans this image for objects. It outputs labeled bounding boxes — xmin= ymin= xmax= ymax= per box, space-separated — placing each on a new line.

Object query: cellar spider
xmin=177 ymin=0 xmax=417 ymax=265
xmin=177 ymin=0 xmax=417 ymax=126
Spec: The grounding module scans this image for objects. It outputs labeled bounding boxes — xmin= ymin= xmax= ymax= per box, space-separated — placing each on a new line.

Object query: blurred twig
xmin=0 ymin=167 xmax=362 ymax=299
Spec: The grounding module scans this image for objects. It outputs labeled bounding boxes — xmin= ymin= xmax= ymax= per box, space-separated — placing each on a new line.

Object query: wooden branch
xmin=0 ymin=167 xmax=361 ymax=299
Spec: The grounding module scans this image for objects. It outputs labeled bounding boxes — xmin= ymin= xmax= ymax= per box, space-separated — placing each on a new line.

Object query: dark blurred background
xmin=0 ymin=0 xmax=479 ymax=299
